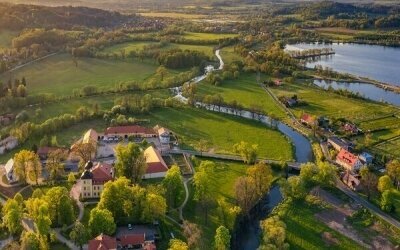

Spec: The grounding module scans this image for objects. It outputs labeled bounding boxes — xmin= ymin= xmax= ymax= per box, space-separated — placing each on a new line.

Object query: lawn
xmin=142 ymin=107 xmax=293 ymax=161
xmin=1 ymin=53 xmax=162 ymax=96
xmin=281 ymin=201 xmax=363 ymax=250
xmin=183 ymin=158 xmax=248 ymax=247
xmin=182 ymin=32 xmax=238 ymax=41
xmin=197 ymin=73 xmax=287 ymax=119
xmin=103 ymin=41 xmax=216 ymax=58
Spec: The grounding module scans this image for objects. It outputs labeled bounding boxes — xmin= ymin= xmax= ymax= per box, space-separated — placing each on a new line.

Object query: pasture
xmin=143 ymin=107 xmax=293 ymax=160
xmin=2 ymin=53 xmax=163 ymax=96
xmin=139 ymin=12 xmax=207 ymax=19
xmin=0 ymin=30 xmax=18 ymax=50
xmin=198 ymin=73 xmax=287 ymax=119
xmin=182 ymin=32 xmax=238 ymax=41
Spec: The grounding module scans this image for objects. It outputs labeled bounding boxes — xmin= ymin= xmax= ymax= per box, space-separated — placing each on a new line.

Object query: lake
xmin=286 ymin=43 xmax=400 ymax=86
xmin=313 ymin=79 xmax=400 ymax=107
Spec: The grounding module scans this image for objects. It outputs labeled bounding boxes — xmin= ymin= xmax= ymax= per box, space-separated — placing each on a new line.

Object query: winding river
xmin=172 ymin=49 xmax=313 ymax=250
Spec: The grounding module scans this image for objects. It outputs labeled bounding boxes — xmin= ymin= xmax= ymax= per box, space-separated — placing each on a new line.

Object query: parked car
xmin=128 ymin=224 xmax=133 ymax=230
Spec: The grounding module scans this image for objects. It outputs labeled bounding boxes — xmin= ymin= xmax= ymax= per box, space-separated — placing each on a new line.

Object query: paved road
xmin=336 ymin=180 xmax=400 ymax=229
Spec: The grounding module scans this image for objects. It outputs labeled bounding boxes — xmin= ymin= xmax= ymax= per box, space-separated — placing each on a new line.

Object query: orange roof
xmin=119 ymin=234 xmax=145 ymax=246
xmin=88 ymin=234 xmax=117 ymax=250
xmin=144 ymin=146 xmax=168 ymax=174
xmin=91 ymin=163 xmax=113 ymax=184
xmin=300 ymin=113 xmax=315 ymax=124
xmin=337 ymin=149 xmax=359 ymax=167
xmin=105 ymin=126 xmax=156 ymax=135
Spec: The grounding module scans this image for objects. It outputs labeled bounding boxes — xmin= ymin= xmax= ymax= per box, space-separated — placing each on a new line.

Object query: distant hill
xmin=0 ymin=2 xmax=139 ymax=30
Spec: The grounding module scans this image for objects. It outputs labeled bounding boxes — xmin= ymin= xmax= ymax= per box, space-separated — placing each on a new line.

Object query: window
xmin=83 ymin=187 xmax=86 ymax=191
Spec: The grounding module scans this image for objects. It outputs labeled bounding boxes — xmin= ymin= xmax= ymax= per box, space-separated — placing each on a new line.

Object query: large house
xmin=104 ymin=125 xmax=157 ymax=139
xmin=89 ymin=234 xmax=117 ymax=250
xmin=336 ymin=149 xmax=363 ymax=172
xmin=0 ymin=136 xmax=18 ymax=155
xmin=4 ymin=159 xmax=17 ymax=183
xmin=342 ymin=172 xmax=361 ymax=191
xmin=89 ymin=233 xmax=156 ymax=250
xmin=154 ymin=125 xmax=171 ymax=144
xmin=143 ymin=146 xmax=169 ymax=179
xmin=80 ymin=162 xmax=114 ymax=199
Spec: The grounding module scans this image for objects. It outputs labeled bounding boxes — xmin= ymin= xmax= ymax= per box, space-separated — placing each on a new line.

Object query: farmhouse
xmin=327 ymin=137 xmax=351 ymax=152
xmin=274 ymin=79 xmax=283 ymax=86
xmin=154 ymin=125 xmax=171 ymax=144
xmin=4 ymin=159 xmax=17 ymax=183
xmin=0 ymin=136 xmax=18 ymax=155
xmin=336 ymin=149 xmax=363 ymax=172
xmin=300 ymin=113 xmax=316 ymax=127
xmin=143 ymin=146 xmax=169 ymax=179
xmin=80 ymin=161 xmax=114 ymax=199
xmin=104 ymin=125 xmax=157 ymax=139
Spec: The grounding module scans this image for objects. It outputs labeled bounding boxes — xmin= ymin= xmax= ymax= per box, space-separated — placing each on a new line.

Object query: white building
xmin=154 ymin=125 xmax=171 ymax=144
xmin=4 ymin=159 xmax=17 ymax=183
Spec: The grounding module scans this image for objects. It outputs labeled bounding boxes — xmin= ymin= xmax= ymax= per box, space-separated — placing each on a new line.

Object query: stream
xmin=171 ymin=49 xmax=313 ymax=250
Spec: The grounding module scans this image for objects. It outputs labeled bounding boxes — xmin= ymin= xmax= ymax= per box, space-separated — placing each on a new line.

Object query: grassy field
xmin=103 ymin=41 xmax=216 ymax=58
xmin=2 ymin=53 xmax=164 ymax=96
xmin=184 ymin=158 xmax=248 ymax=246
xmin=281 ymin=201 xmax=362 ymax=250
xmin=182 ymin=32 xmax=238 ymax=41
xmin=139 ymin=12 xmax=207 ymax=19
xmin=220 ymin=46 xmax=242 ymax=64
xmin=143 ymin=107 xmax=293 ymax=160
xmin=198 ymin=73 xmax=287 ymax=119
xmin=0 ymin=30 xmax=17 ymax=50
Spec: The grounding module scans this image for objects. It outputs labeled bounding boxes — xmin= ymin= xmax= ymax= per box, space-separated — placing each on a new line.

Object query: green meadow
xmin=198 ymin=73 xmax=287 ymax=119
xmin=182 ymin=32 xmax=238 ymax=41
xmin=2 ymin=53 xmax=167 ymax=96
xmin=0 ymin=30 xmax=18 ymax=50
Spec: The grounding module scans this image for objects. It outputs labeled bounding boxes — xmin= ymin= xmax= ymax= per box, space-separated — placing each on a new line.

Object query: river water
xmin=286 ymin=43 xmax=400 ymax=86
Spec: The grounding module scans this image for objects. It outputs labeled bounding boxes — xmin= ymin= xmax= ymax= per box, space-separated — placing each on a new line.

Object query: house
xmin=327 ymin=137 xmax=351 ymax=152
xmin=359 ymin=152 xmax=373 ymax=165
xmin=119 ymin=233 xmax=156 ymax=250
xmin=37 ymin=147 xmax=68 ymax=160
xmin=274 ymin=79 xmax=283 ymax=86
xmin=4 ymin=159 xmax=17 ymax=183
xmin=89 ymin=234 xmax=117 ymax=250
xmin=343 ymin=123 xmax=359 ymax=135
xmin=143 ymin=146 xmax=169 ymax=179
xmin=336 ymin=149 xmax=363 ymax=172
xmin=154 ymin=125 xmax=170 ymax=144
xmin=0 ymin=136 xmax=18 ymax=155
xmin=80 ymin=162 xmax=114 ymax=199
xmin=300 ymin=113 xmax=316 ymax=127
xmin=104 ymin=125 xmax=157 ymax=139
xmin=342 ymin=172 xmax=361 ymax=191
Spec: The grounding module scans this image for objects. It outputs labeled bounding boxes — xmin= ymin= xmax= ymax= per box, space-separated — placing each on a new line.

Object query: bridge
xmin=163 ymin=149 xmax=302 ymax=170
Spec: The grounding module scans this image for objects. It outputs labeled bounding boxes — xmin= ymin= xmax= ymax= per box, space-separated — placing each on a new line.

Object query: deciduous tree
xmin=168 ymin=239 xmax=189 ymax=250
xmin=70 ymin=221 xmax=89 ymax=250
xmin=214 ymin=226 xmax=231 ymax=250
xmin=259 ymin=216 xmax=289 ymax=250
xmin=386 ymin=160 xmax=400 ymax=189
xmin=233 ymin=141 xmax=258 ymax=164
xmin=235 ymin=176 xmax=257 ymax=216
xmin=162 ymin=165 xmax=184 ymax=208
xmin=378 ymin=175 xmax=394 ymax=193
xmin=89 ymin=208 xmax=116 ymax=237
xmin=115 ymin=143 xmax=147 ymax=183
xmin=182 ymin=221 xmax=202 ymax=249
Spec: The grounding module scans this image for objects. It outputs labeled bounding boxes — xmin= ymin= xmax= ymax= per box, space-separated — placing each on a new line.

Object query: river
xmin=172 ymin=49 xmax=313 ymax=250
xmin=286 ymin=43 xmax=400 ymax=86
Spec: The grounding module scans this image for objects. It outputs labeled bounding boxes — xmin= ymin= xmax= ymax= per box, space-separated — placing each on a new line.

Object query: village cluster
xmin=3 ymin=124 xmax=175 ymax=250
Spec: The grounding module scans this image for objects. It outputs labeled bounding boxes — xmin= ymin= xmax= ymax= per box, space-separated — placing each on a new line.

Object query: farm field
xmin=282 ymin=201 xmax=362 ymax=250
xmin=142 ymin=107 xmax=293 ymax=160
xmin=182 ymin=32 xmax=238 ymax=41
xmin=184 ymin=158 xmax=248 ymax=245
xmin=138 ymin=12 xmax=207 ymax=19
xmin=1 ymin=53 xmax=171 ymax=96
xmin=197 ymin=73 xmax=287 ymax=119
xmin=103 ymin=41 xmax=216 ymax=58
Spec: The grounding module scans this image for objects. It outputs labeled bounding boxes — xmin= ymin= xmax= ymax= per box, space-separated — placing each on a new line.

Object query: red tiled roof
xmin=105 ymin=126 xmax=156 ymax=136
xmin=337 ymin=149 xmax=359 ymax=167
xmin=88 ymin=234 xmax=117 ymax=250
xmin=91 ymin=163 xmax=113 ymax=184
xmin=300 ymin=113 xmax=315 ymax=124
xmin=144 ymin=146 xmax=169 ymax=174
xmin=119 ymin=234 xmax=145 ymax=246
